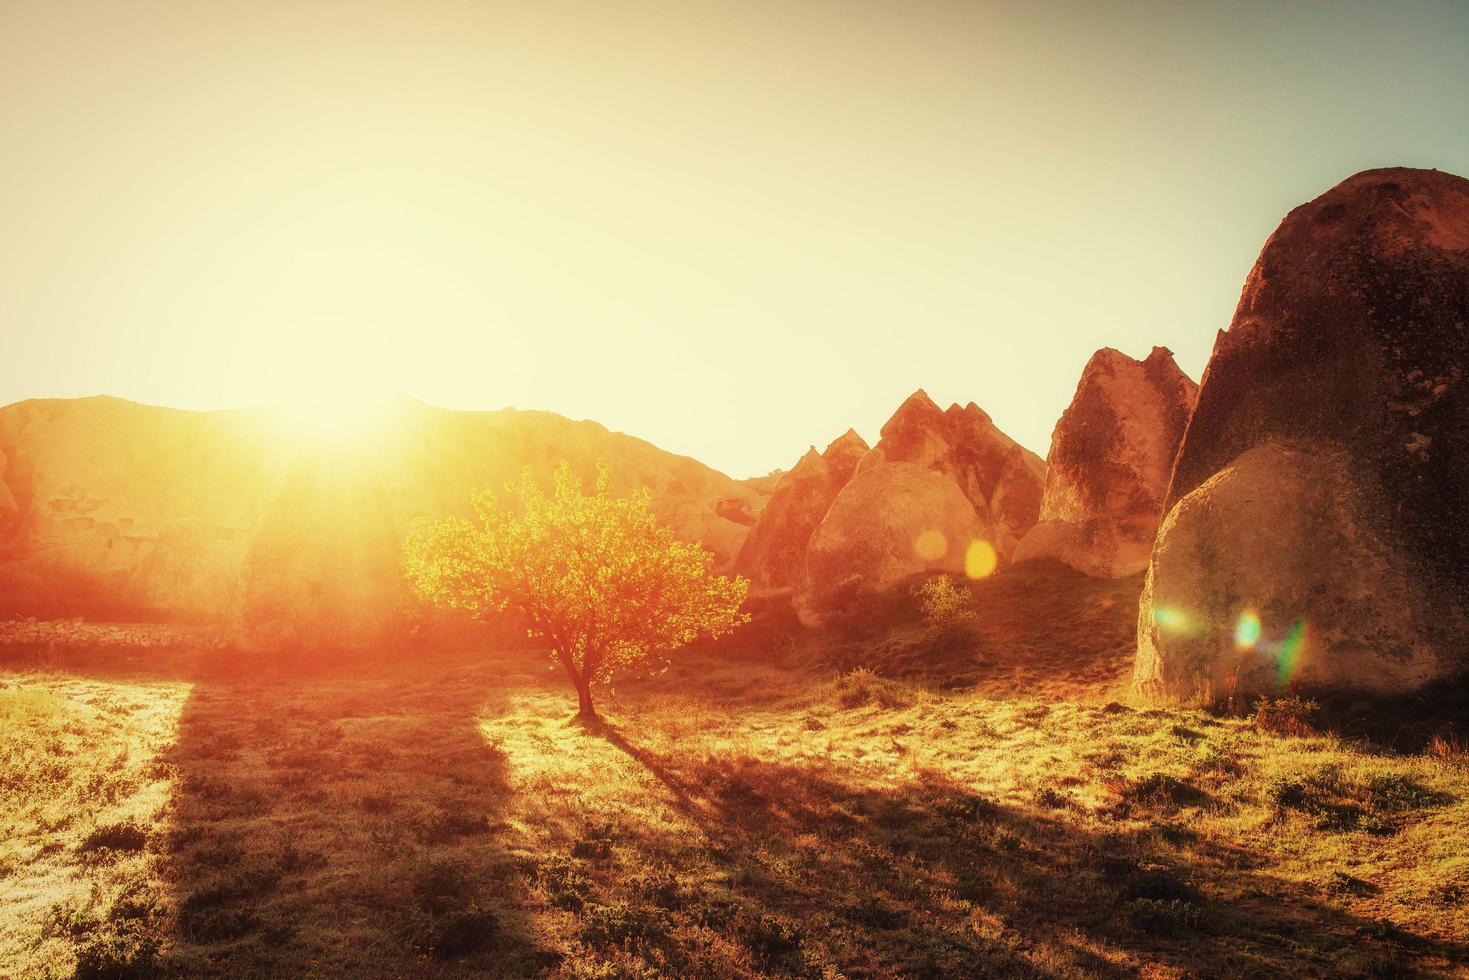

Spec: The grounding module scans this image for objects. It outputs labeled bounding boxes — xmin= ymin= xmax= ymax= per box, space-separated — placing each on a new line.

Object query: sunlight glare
xmin=914 ymin=530 xmax=949 ymax=561
xmin=272 ymin=393 xmax=408 ymax=449
xmin=1234 ymin=609 xmax=1262 ymax=651
xmin=1153 ymin=606 xmax=1191 ymax=635
xmin=964 ymin=539 xmax=998 ymax=579
xmin=1276 ymin=619 xmax=1308 ymax=686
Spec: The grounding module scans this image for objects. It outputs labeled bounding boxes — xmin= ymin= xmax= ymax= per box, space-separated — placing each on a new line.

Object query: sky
xmin=2 ymin=1 xmax=1468 ymax=478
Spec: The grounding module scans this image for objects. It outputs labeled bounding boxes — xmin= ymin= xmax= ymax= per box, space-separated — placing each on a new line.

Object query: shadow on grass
xmin=52 ymin=647 xmax=553 ymax=978
xmin=585 ymin=723 xmax=1469 ymax=979
xmin=11 ymin=641 xmax=1468 ymax=978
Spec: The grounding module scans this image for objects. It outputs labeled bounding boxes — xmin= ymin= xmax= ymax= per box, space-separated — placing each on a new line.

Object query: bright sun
xmin=273 ymin=393 xmax=408 ymax=448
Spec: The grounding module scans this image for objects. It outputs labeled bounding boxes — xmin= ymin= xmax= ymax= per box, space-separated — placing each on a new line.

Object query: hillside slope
xmin=0 ymin=396 xmax=761 ymax=636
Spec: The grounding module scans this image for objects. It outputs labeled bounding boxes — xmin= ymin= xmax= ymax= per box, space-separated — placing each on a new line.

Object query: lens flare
xmin=964 ymin=539 xmax=997 ymax=579
xmin=1277 ymin=619 xmax=1308 ymax=686
xmin=1234 ymin=609 xmax=1261 ymax=650
xmin=1153 ymin=607 xmax=1190 ymax=634
xmin=914 ymin=529 xmax=948 ymax=561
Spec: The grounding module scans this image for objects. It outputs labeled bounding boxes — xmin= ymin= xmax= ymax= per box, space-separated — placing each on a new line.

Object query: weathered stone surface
xmin=0 ymin=396 xmax=762 ymax=643
xmin=857 ymin=390 xmax=1046 ymax=557
xmin=1136 ymin=167 xmax=1469 ymax=700
xmin=797 ymin=461 xmax=987 ymax=626
xmin=1015 ymin=347 xmax=1197 ymax=577
xmin=733 ymin=429 xmax=868 ymax=591
xmin=1136 ymin=443 xmax=1438 ymax=698
xmin=793 ymin=390 xmax=1044 ymax=623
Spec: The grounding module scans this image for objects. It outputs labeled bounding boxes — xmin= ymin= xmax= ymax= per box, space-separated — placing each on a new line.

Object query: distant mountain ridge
xmin=0 ymin=395 xmax=761 ymax=640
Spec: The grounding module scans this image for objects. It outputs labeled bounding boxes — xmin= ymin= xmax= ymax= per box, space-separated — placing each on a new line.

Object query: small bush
xmin=1362 ymin=772 xmax=1451 ymax=812
xmin=1253 ymin=696 xmax=1319 ymax=737
xmin=578 ymin=902 xmax=671 ymax=949
xmin=71 ymin=925 xmax=160 ymax=980
xmin=419 ymin=807 xmax=489 ymax=844
xmin=77 ymin=821 xmax=149 ymax=856
xmin=534 ymin=855 xmax=592 ymax=911
xmin=1427 ymin=732 xmax=1468 ymax=768
xmin=1126 ymin=897 xmax=1201 ymax=936
xmin=1034 ymin=787 xmax=1070 ymax=809
xmin=841 ymin=896 xmax=906 ymax=929
xmin=832 ymin=667 xmax=916 ymax=710
xmin=739 ymin=912 xmax=803 ymax=965
xmin=1266 ymin=764 xmax=1448 ymax=833
xmin=915 ymin=576 xmax=973 ymax=632
xmin=1123 ymin=868 xmax=1198 ymax=903
xmin=628 ymin=864 xmax=684 ymax=909
xmin=1124 ymin=772 xmax=1207 ymax=808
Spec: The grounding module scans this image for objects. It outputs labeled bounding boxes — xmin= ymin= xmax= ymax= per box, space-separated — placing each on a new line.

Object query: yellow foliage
xmin=915 ymin=575 xmax=972 ymax=630
xmin=403 ymin=462 xmax=749 ymax=716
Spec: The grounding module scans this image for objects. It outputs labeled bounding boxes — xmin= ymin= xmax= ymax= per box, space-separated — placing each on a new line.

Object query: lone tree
xmin=403 ymin=462 xmax=749 ymax=720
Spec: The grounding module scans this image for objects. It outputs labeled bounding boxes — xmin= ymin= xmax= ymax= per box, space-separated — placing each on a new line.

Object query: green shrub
xmin=1253 ymin=696 xmax=1319 ymax=736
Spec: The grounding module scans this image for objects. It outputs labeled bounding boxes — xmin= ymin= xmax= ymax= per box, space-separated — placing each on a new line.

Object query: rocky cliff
xmin=796 ymin=390 xmax=1045 ymax=624
xmin=1014 ymin=347 xmax=1197 ymax=577
xmin=1135 ymin=167 xmax=1469 ymax=700
xmin=733 ymin=430 xmax=867 ymax=591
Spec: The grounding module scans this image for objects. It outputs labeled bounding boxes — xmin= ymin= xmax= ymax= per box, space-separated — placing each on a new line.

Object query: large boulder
xmin=1136 ymin=167 xmax=1469 ymax=700
xmin=1014 ymin=347 xmax=1197 ymax=577
xmin=856 ymin=390 xmax=1046 ymax=556
xmin=734 ymin=429 xmax=868 ymax=591
xmin=797 ymin=461 xmax=987 ymax=625
xmin=795 ymin=390 xmax=1045 ymax=623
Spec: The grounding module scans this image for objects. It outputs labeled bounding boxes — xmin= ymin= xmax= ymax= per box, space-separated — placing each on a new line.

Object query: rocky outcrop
xmin=0 ymin=396 xmax=763 ymax=643
xmin=799 ymin=462 xmax=987 ymax=623
xmin=1014 ymin=347 xmax=1197 ymax=577
xmin=733 ymin=430 xmax=868 ymax=591
xmin=796 ymin=390 xmax=1045 ymax=623
xmin=1135 ymin=167 xmax=1469 ymax=700
xmin=856 ymin=391 xmax=1046 ymax=556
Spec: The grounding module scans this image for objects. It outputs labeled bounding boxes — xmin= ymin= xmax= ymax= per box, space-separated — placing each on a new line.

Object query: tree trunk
xmin=576 ymin=678 xmax=596 ymax=720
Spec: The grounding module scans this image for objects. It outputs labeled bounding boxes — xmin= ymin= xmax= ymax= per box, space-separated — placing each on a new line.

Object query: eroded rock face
xmin=733 ymin=429 xmax=868 ymax=591
xmin=1136 ymin=167 xmax=1469 ymax=700
xmin=1014 ymin=347 xmax=1197 ymax=577
xmin=857 ymin=390 xmax=1046 ymax=556
xmin=798 ymin=461 xmax=987 ymax=625
xmin=1136 ymin=444 xmax=1437 ymax=698
xmin=0 ymin=396 xmax=762 ymax=644
xmin=795 ymin=390 xmax=1045 ymax=623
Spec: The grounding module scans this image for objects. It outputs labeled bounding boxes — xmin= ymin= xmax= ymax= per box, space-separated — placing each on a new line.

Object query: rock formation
xmin=1135 ymin=167 xmax=1469 ymax=700
xmin=1014 ymin=347 xmax=1197 ymax=577
xmin=0 ymin=396 xmax=763 ymax=643
xmin=733 ymin=429 xmax=868 ymax=591
xmin=796 ymin=390 xmax=1045 ymax=624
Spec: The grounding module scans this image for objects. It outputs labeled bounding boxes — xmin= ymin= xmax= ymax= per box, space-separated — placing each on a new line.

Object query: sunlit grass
xmin=0 ymin=675 xmax=191 ymax=978
xmin=3 ymin=622 xmax=1466 ymax=977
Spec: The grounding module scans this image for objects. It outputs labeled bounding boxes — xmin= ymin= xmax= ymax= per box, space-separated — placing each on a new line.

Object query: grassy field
xmin=2 ymin=565 xmax=1467 ymax=978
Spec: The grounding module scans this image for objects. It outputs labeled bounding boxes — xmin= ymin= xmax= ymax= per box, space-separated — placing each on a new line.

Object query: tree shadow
xmin=151 ymin=652 xmax=548 ymax=977
xmin=584 ymin=724 xmax=1469 ymax=979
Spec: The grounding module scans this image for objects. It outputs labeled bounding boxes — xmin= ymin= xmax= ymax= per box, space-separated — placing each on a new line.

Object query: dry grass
xmin=2 ymin=563 xmax=1467 ymax=977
